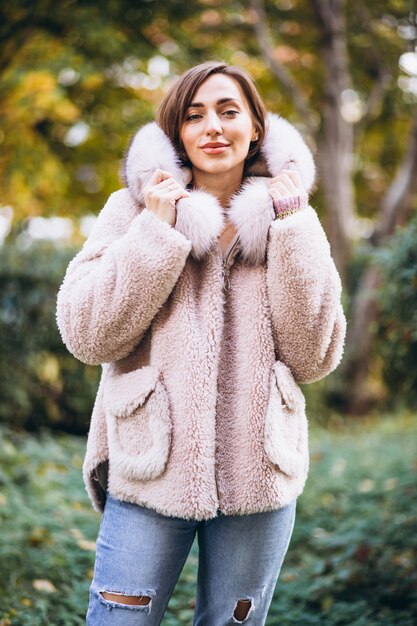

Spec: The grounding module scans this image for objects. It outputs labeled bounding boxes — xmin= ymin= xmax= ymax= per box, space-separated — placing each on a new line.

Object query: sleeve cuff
xmin=273 ymin=194 xmax=308 ymax=219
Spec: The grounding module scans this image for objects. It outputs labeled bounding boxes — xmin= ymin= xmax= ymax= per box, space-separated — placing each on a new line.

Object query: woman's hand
xmin=267 ymin=168 xmax=306 ymax=201
xmin=268 ymin=168 xmax=308 ymax=219
xmin=143 ymin=169 xmax=190 ymax=226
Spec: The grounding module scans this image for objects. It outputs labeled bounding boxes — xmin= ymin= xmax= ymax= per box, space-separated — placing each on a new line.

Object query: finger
xmin=162 ymin=189 xmax=189 ymax=202
xmin=154 ymin=177 xmax=177 ymax=190
xmin=161 ymin=178 xmax=191 ymax=196
xmin=270 ymin=169 xmax=302 ymax=186
xmin=144 ymin=170 xmax=163 ymax=194
xmin=268 ymin=186 xmax=284 ymax=200
xmin=145 ymin=180 xmax=176 ymax=199
xmin=270 ymin=180 xmax=291 ymax=198
xmin=277 ymin=173 xmax=298 ymax=194
xmin=150 ymin=169 xmax=173 ymax=185
xmin=283 ymin=169 xmax=305 ymax=191
xmin=177 ymin=191 xmax=190 ymax=200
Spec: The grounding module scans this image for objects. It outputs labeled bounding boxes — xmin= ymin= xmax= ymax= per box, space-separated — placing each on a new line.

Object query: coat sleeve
xmin=266 ymin=205 xmax=346 ymax=384
xmin=56 ymin=188 xmax=192 ymax=365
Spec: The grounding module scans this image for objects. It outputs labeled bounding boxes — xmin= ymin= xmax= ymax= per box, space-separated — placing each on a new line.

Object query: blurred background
xmin=0 ymin=1 xmax=416 ymax=624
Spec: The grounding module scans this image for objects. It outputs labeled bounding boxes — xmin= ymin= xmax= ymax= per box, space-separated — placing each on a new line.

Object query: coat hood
xmin=122 ymin=113 xmax=316 ymax=265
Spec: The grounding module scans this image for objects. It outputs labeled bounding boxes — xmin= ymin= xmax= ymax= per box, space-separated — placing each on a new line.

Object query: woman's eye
xmin=222 ymin=110 xmax=239 ymax=117
xmin=185 ymin=113 xmax=203 ymax=122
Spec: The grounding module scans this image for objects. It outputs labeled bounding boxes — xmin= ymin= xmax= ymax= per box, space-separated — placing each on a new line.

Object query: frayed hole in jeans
xmin=233 ymin=598 xmax=252 ymax=622
xmin=100 ymin=591 xmax=151 ymax=607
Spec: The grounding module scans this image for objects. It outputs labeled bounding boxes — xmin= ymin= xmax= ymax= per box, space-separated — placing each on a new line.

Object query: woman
xmin=56 ymin=61 xmax=346 ymax=625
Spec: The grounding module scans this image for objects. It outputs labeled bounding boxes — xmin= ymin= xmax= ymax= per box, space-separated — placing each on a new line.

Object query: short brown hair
xmin=157 ymin=61 xmax=267 ymax=165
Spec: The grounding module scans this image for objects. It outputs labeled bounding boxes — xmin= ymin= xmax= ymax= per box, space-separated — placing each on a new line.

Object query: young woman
xmin=57 ymin=61 xmax=346 ymax=625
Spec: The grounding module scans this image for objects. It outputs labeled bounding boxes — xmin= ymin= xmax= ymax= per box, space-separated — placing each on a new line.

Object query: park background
xmin=0 ymin=1 xmax=416 ymax=624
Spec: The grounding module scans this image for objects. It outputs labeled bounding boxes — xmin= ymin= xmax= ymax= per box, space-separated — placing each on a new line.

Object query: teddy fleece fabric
xmin=56 ymin=114 xmax=346 ymax=520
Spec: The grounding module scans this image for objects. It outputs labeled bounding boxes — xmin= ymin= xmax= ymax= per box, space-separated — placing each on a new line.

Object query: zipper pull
xmin=221 ymin=236 xmax=239 ymax=292
xmin=221 ymin=264 xmax=231 ymax=291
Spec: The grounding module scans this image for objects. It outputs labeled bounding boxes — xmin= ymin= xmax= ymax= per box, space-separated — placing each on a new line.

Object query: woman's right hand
xmin=143 ymin=169 xmax=190 ymax=226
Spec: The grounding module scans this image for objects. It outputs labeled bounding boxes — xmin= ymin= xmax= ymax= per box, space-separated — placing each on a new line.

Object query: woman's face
xmin=180 ymin=74 xmax=257 ymax=179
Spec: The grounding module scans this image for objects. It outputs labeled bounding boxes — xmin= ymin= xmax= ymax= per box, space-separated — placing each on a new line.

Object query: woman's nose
xmin=205 ymin=112 xmax=222 ymax=135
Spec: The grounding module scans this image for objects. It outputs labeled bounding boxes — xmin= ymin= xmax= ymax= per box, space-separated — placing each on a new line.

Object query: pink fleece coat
xmin=56 ymin=114 xmax=346 ymax=520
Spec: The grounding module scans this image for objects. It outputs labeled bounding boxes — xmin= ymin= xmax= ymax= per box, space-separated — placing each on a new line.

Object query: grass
xmin=0 ymin=412 xmax=416 ymax=625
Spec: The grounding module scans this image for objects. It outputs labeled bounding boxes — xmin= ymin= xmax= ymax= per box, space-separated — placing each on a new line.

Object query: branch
xmin=310 ymin=0 xmax=338 ymax=36
xmin=249 ymin=0 xmax=316 ymax=133
xmin=0 ymin=5 xmax=68 ymax=77
xmin=310 ymin=0 xmax=351 ymax=94
xmin=353 ymin=0 xmax=393 ymax=128
xmin=363 ymin=70 xmax=392 ymax=124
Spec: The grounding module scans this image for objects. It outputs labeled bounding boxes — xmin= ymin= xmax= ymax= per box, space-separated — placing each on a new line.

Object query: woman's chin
xmin=194 ymin=160 xmax=243 ymax=178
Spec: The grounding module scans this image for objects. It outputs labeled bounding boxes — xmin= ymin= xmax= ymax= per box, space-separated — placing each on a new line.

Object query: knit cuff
xmin=272 ymin=194 xmax=308 ymax=219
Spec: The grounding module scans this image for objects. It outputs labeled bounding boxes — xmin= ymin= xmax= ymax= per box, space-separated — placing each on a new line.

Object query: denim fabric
xmin=87 ymin=495 xmax=296 ymax=625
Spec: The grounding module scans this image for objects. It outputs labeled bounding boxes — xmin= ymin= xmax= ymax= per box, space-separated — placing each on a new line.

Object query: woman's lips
xmin=200 ymin=143 xmax=230 ymax=155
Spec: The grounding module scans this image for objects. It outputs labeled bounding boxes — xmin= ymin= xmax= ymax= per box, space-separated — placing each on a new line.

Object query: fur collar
xmin=122 ymin=113 xmax=315 ymax=265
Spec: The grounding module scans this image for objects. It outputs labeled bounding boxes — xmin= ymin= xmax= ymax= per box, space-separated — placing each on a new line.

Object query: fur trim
xmin=122 ymin=122 xmax=189 ymax=204
xmin=228 ymin=179 xmax=273 ymax=265
xmin=122 ymin=114 xmax=315 ymax=263
xmin=260 ymin=114 xmax=316 ymax=192
xmin=175 ymin=191 xmax=224 ymax=260
xmin=122 ymin=122 xmax=222 ymax=260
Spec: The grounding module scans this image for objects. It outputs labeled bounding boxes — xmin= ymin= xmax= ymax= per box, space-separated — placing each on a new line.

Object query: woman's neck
xmin=191 ymin=167 xmax=244 ymax=209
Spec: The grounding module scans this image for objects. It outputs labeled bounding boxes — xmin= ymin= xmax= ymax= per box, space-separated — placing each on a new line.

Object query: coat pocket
xmin=264 ymin=361 xmax=308 ymax=478
xmin=104 ymin=366 xmax=172 ymax=481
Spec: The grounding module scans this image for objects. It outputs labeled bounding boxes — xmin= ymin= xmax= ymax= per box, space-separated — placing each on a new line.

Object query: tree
xmin=1 ymin=0 xmax=416 ymax=413
xmin=0 ymin=0 xmax=207 ymax=219
xmin=248 ymin=0 xmax=417 ymax=411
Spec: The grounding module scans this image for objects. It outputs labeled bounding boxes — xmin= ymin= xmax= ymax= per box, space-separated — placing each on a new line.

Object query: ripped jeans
xmin=86 ymin=495 xmax=296 ymax=625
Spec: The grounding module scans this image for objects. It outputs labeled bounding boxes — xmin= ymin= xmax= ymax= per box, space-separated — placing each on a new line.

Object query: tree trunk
xmin=312 ymin=0 xmax=356 ymax=276
xmin=342 ymin=110 xmax=417 ymax=413
xmin=342 ymin=265 xmax=382 ymax=414
xmin=318 ymin=126 xmax=355 ymax=277
xmin=250 ymin=0 xmax=417 ymax=412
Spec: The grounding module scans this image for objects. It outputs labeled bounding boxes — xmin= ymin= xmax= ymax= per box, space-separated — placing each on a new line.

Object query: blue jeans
xmin=87 ymin=495 xmax=296 ymax=625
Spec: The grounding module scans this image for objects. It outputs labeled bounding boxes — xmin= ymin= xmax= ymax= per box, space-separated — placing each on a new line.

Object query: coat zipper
xmin=221 ymin=237 xmax=240 ymax=291
xmin=216 ymin=236 xmax=240 ymax=511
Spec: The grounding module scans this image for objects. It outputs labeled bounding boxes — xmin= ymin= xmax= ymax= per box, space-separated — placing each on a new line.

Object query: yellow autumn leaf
xmin=83 ymin=74 xmax=105 ymax=90
xmin=5 ymin=70 xmax=79 ymax=124
xmin=69 ymin=527 xmax=84 ymax=540
xmin=78 ymin=539 xmax=96 ymax=551
xmin=22 ymin=71 xmax=56 ymax=95
xmin=33 ymin=579 xmax=57 ymax=593
xmin=36 ymin=353 xmax=61 ymax=385
xmin=357 ymin=479 xmax=375 ymax=493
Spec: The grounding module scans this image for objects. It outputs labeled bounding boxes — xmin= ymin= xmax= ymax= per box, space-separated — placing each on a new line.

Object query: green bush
xmin=0 ymin=240 xmax=100 ymax=433
xmin=0 ymin=413 xmax=416 ymax=625
xmin=375 ymin=216 xmax=417 ymax=407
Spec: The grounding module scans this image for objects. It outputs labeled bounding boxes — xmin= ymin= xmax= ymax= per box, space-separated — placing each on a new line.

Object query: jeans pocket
xmin=104 ymin=366 xmax=172 ymax=481
xmin=263 ymin=361 xmax=308 ymax=478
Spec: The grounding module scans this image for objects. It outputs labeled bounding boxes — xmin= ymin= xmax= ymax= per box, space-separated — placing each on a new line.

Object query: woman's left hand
xmin=267 ymin=169 xmax=306 ymax=201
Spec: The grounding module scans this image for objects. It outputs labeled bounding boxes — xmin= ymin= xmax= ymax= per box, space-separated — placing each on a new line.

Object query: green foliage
xmin=0 ymin=413 xmax=416 ymax=625
xmin=0 ymin=0 xmax=414 ymax=223
xmin=274 ymin=413 xmax=417 ymax=625
xmin=0 ymin=240 xmax=100 ymax=433
xmin=0 ymin=427 xmax=98 ymax=625
xmin=374 ymin=217 xmax=417 ymax=407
